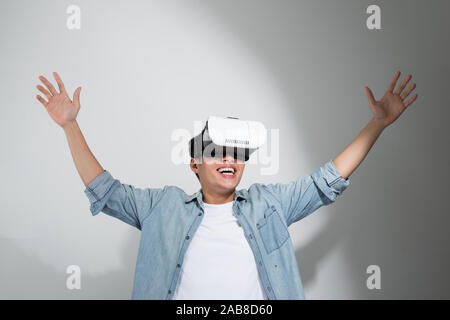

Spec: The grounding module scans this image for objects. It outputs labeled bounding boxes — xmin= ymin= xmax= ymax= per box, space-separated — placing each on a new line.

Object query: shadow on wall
xmin=194 ymin=0 xmax=448 ymax=299
xmin=0 ymin=231 xmax=140 ymax=299
xmin=293 ymin=173 xmax=390 ymax=299
xmin=293 ymin=203 xmax=359 ymax=298
xmin=295 ymin=208 xmax=345 ymax=290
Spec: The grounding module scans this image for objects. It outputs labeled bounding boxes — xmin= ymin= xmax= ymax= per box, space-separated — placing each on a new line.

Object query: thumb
xmin=365 ymin=86 xmax=376 ymax=106
xmin=73 ymin=86 xmax=82 ymax=107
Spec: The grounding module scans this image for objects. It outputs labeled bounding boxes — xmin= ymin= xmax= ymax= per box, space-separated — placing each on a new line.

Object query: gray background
xmin=0 ymin=0 xmax=449 ymax=299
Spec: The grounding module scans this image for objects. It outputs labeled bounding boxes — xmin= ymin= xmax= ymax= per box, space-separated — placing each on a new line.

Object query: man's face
xmin=190 ymin=153 xmax=245 ymax=194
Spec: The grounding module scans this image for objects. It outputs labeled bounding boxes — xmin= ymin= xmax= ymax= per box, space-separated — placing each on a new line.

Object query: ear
xmin=190 ymin=157 xmax=199 ymax=174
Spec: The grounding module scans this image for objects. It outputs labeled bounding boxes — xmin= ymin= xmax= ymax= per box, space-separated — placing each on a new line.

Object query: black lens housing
xmin=189 ymin=126 xmax=250 ymax=162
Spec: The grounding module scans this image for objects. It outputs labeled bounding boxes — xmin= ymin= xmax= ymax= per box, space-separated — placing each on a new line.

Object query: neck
xmin=201 ymin=188 xmax=235 ymax=204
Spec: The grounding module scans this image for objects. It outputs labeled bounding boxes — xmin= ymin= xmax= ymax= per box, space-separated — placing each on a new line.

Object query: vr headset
xmin=189 ymin=116 xmax=267 ymax=162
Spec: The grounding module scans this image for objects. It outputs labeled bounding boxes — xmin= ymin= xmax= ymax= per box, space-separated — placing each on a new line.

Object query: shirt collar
xmin=184 ymin=188 xmax=248 ymax=203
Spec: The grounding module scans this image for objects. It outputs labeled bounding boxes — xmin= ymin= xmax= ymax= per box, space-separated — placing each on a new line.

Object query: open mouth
xmin=216 ymin=167 xmax=236 ymax=178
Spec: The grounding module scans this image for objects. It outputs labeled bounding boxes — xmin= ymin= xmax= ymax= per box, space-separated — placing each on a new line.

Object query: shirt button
xmin=185 ymin=235 xmax=190 ymax=240
xmin=249 ymin=234 xmax=253 ymax=239
xmin=198 ymin=212 xmax=202 ymax=216
xmin=259 ymin=261 xmax=262 ymax=266
xmin=177 ymin=264 xmax=181 ymax=268
xmin=168 ymin=290 xmax=172 ymax=294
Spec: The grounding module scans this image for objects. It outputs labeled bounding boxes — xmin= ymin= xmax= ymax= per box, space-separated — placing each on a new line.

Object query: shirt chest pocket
xmin=256 ymin=205 xmax=290 ymax=254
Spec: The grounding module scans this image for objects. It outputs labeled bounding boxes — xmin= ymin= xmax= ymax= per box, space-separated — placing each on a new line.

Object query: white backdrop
xmin=0 ymin=0 xmax=449 ymax=299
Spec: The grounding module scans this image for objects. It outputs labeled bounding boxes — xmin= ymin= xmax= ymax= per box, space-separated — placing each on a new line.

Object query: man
xmin=35 ymin=71 xmax=418 ymax=299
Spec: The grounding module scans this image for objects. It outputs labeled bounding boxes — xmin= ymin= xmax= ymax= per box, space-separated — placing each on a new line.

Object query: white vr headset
xmin=189 ymin=116 xmax=267 ymax=162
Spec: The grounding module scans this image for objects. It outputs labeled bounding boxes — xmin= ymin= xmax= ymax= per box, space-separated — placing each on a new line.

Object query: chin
xmin=216 ymin=179 xmax=239 ymax=191
xmin=226 ymin=179 xmax=242 ymax=189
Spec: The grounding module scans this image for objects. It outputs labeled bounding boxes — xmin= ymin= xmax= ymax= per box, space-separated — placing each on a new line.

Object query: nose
xmin=222 ymin=153 xmax=236 ymax=163
xmin=223 ymin=155 xmax=235 ymax=161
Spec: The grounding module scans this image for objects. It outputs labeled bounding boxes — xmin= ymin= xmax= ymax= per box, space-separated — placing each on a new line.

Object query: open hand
xmin=365 ymin=71 xmax=418 ymax=129
xmin=36 ymin=72 xmax=82 ymax=129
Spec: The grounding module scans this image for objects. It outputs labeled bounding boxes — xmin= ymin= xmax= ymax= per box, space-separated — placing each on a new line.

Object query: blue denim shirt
xmin=84 ymin=159 xmax=350 ymax=299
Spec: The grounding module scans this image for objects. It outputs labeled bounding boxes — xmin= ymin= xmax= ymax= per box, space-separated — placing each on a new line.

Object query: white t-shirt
xmin=173 ymin=200 xmax=267 ymax=300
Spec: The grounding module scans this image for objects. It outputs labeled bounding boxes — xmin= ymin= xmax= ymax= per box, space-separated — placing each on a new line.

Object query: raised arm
xmin=262 ymin=71 xmax=419 ymax=227
xmin=36 ymin=72 xmax=167 ymax=230
xmin=333 ymin=70 xmax=419 ymax=179
xmin=36 ymin=72 xmax=103 ymax=186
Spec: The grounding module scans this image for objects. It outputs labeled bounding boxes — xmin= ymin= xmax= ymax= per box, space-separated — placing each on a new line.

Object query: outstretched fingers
xmin=36 ymin=94 xmax=48 ymax=107
xmin=387 ymin=71 xmax=401 ymax=93
xmin=36 ymin=85 xmax=52 ymax=100
xmin=39 ymin=75 xmax=58 ymax=96
xmin=53 ymin=72 xmax=67 ymax=95
xmin=73 ymin=86 xmax=82 ymax=106
xmin=395 ymin=74 xmax=412 ymax=96
xmin=404 ymin=93 xmax=418 ymax=108
xmin=401 ymin=82 xmax=416 ymax=100
xmin=365 ymin=86 xmax=377 ymax=106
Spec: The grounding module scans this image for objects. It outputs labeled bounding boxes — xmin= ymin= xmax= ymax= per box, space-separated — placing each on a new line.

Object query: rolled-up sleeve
xmin=84 ymin=170 xmax=166 ymax=230
xmin=262 ymin=159 xmax=350 ymax=227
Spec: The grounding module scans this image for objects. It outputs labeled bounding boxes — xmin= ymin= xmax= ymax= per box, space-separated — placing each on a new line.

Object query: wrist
xmin=62 ymin=120 xmax=78 ymax=133
xmin=371 ymin=117 xmax=387 ymax=131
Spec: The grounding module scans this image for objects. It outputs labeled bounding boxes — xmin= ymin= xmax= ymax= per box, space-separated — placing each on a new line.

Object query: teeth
xmin=218 ymin=167 xmax=235 ymax=174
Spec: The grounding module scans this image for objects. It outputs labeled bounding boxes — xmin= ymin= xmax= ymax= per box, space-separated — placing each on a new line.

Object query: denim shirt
xmin=84 ymin=159 xmax=350 ymax=300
